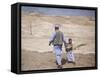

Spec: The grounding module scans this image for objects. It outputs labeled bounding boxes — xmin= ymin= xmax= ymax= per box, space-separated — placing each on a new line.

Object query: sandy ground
xmin=21 ymin=50 xmax=95 ymax=70
xmin=21 ymin=12 xmax=95 ymax=71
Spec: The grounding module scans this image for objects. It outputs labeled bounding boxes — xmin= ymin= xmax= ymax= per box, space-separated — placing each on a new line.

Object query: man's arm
xmin=62 ymin=33 xmax=67 ymax=44
xmin=49 ymin=32 xmax=56 ymax=46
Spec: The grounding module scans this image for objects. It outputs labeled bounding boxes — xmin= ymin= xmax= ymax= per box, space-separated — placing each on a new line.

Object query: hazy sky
xmin=22 ymin=6 xmax=95 ymax=17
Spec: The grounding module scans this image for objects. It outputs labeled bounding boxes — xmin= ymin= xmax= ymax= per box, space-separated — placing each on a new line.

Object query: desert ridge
xmin=21 ymin=12 xmax=95 ymax=54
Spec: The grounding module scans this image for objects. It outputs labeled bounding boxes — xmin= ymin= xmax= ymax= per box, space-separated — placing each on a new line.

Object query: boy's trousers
xmin=67 ymin=50 xmax=75 ymax=62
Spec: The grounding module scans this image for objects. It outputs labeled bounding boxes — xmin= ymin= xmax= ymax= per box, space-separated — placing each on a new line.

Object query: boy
xmin=65 ymin=38 xmax=75 ymax=64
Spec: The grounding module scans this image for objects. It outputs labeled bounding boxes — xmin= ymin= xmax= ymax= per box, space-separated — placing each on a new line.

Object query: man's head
xmin=55 ymin=26 xmax=59 ymax=31
xmin=54 ymin=24 xmax=60 ymax=31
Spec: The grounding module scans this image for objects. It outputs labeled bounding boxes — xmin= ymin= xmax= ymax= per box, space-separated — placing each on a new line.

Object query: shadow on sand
xmin=61 ymin=58 xmax=67 ymax=65
xmin=55 ymin=58 xmax=67 ymax=65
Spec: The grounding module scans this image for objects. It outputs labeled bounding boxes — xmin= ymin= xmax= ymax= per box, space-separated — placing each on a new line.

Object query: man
xmin=49 ymin=24 xmax=66 ymax=69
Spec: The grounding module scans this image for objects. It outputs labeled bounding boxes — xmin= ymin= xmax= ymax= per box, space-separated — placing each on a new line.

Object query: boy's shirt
xmin=65 ymin=43 xmax=73 ymax=52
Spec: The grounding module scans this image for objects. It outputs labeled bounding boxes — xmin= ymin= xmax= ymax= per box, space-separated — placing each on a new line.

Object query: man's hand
xmin=49 ymin=41 xmax=52 ymax=46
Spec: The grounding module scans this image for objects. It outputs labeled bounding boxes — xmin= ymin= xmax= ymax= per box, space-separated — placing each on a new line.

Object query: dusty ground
xmin=21 ymin=12 xmax=95 ymax=71
xmin=21 ymin=50 xmax=95 ymax=70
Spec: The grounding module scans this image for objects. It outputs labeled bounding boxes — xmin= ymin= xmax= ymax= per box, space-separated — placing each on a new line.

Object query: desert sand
xmin=21 ymin=12 xmax=95 ymax=70
xmin=21 ymin=50 xmax=95 ymax=70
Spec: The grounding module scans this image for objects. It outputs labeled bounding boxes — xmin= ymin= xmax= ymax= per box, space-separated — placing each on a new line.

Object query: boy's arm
xmin=70 ymin=44 xmax=73 ymax=50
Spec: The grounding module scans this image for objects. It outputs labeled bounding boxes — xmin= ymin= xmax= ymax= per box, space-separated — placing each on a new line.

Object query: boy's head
xmin=68 ymin=38 xmax=72 ymax=44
